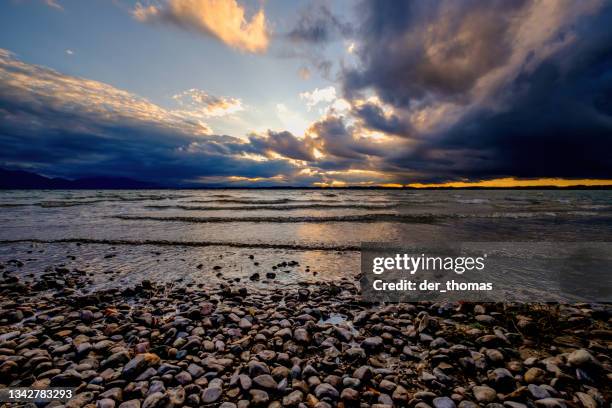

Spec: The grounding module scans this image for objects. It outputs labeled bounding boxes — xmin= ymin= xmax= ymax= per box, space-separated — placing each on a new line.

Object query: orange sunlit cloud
xmin=133 ymin=0 xmax=269 ymax=53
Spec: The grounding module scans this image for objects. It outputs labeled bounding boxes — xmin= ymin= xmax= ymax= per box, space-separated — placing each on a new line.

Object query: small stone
xmin=175 ymin=371 xmax=192 ymax=385
xmin=253 ymin=374 xmax=277 ymax=391
xmin=353 ymin=365 xmax=372 ymax=381
xmin=249 ymin=361 xmax=270 ymax=376
xmin=535 ymin=398 xmax=567 ymax=408
xmin=567 ymin=349 xmax=597 ymax=367
xmin=249 ymin=389 xmax=269 ymax=405
xmin=239 ymin=318 xmax=252 ymax=329
xmin=528 ymin=384 xmax=550 ymax=400
xmin=486 ymin=349 xmax=505 ymax=364
xmin=66 ymin=393 xmax=95 ymax=408
xmin=202 ymin=386 xmax=222 ymax=403
xmin=238 ymin=374 xmax=252 ymax=390
xmin=118 ymin=400 xmax=141 ymax=408
xmin=575 ymin=392 xmax=597 ymax=408
xmin=361 ymin=336 xmax=383 ymax=352
xmin=97 ymin=398 xmax=116 ymax=408
xmin=122 ymin=353 xmax=160 ymax=379
xmin=475 ymin=315 xmax=495 ymax=324
xmin=488 ymin=368 xmax=515 ymax=392
xmin=473 ymin=385 xmax=497 ymax=403
xmin=504 ymin=402 xmax=528 ymax=408
xmin=341 ymin=387 xmax=359 ymax=402
xmin=433 ymin=396 xmax=457 ymax=408
xmin=100 ymin=388 xmax=123 ymax=401
xmin=167 ymin=387 xmax=185 ymax=406
xmin=392 ymin=385 xmax=410 ymax=402
xmin=294 ymin=328 xmax=310 ymax=343
xmin=283 ymin=390 xmax=303 ymax=406
xmin=524 ymin=367 xmax=546 ymax=384
xmin=379 ymin=379 xmax=396 ymax=393
xmin=187 ymin=363 xmax=204 ymax=378
xmin=314 ymin=383 xmax=339 ymax=400
xmin=142 ymin=392 xmax=168 ymax=408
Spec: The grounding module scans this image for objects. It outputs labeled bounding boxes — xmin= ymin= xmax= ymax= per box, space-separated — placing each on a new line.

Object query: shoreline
xmin=0 ymin=259 xmax=610 ymax=408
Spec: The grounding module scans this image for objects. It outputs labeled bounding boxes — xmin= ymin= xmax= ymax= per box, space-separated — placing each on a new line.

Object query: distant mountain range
xmin=0 ymin=168 xmax=160 ymax=189
xmin=1 ymin=168 xmax=610 ymax=189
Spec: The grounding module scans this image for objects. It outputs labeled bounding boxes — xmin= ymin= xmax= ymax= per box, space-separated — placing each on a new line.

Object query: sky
xmin=0 ymin=0 xmax=611 ymax=187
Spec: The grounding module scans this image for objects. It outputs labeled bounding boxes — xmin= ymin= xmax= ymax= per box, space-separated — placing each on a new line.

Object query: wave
xmin=114 ymin=211 xmax=612 ymax=224
xmin=456 ymin=198 xmax=490 ymax=204
xmin=39 ymin=200 xmax=101 ymax=207
xmin=0 ymin=238 xmax=360 ymax=252
xmin=36 ymin=195 xmax=184 ymax=207
xmin=114 ymin=213 xmax=440 ymax=223
xmin=145 ymin=203 xmax=398 ymax=211
xmin=185 ymin=198 xmax=301 ymax=205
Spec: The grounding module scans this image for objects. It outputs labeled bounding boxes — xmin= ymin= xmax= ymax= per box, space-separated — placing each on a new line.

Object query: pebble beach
xmin=1 ymin=251 xmax=610 ymax=408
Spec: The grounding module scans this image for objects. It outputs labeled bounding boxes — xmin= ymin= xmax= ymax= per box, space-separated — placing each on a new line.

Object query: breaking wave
xmin=0 ymin=238 xmax=360 ymax=252
xmin=145 ymin=203 xmax=399 ymax=211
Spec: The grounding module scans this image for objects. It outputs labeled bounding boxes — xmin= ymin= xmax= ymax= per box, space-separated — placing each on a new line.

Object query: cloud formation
xmin=279 ymin=3 xmax=352 ymax=80
xmin=133 ymin=0 xmax=269 ymax=53
xmin=173 ymin=88 xmax=243 ymax=117
xmin=3 ymin=0 xmax=612 ymax=186
xmin=337 ymin=0 xmax=612 ymax=182
xmin=287 ymin=3 xmax=352 ymax=44
xmin=299 ymin=86 xmax=337 ymax=111
xmin=43 ymin=0 xmax=62 ymax=10
xmin=0 ymin=49 xmax=293 ymax=185
xmin=249 ymin=130 xmax=316 ymax=162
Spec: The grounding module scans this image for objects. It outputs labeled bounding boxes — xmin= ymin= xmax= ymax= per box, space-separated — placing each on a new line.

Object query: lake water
xmin=1 ymin=189 xmax=611 ymax=292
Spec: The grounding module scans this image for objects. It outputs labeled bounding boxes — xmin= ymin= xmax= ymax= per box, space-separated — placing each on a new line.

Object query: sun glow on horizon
xmin=407 ymin=177 xmax=612 ymax=188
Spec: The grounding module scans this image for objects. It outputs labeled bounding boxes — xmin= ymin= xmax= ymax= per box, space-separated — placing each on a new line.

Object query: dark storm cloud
xmin=248 ymin=130 xmax=315 ymax=162
xmin=0 ymin=49 xmax=295 ymax=185
xmin=245 ymin=116 xmax=399 ymax=173
xmin=306 ymin=116 xmax=402 ymax=172
xmin=352 ymin=102 xmax=412 ymax=137
xmin=309 ymin=116 xmax=370 ymax=160
xmin=405 ymin=41 xmax=612 ymax=180
xmin=344 ymin=0 xmax=526 ymax=105
xmin=341 ymin=0 xmax=612 ymax=181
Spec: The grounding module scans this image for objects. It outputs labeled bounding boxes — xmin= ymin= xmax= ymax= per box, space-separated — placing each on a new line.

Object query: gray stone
xmin=202 ymin=386 xmax=222 ymax=403
xmin=282 ymin=390 xmax=303 ymax=406
xmin=433 ymin=396 xmax=457 ymax=408
xmin=97 ymin=398 xmax=116 ymax=408
xmin=253 ymin=374 xmax=277 ymax=391
xmin=314 ymin=383 xmax=339 ymax=400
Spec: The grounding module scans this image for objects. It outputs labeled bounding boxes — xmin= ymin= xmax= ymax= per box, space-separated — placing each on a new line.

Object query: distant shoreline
xmin=2 ymin=168 xmax=612 ymax=190
xmin=2 ymin=185 xmax=612 ymax=190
